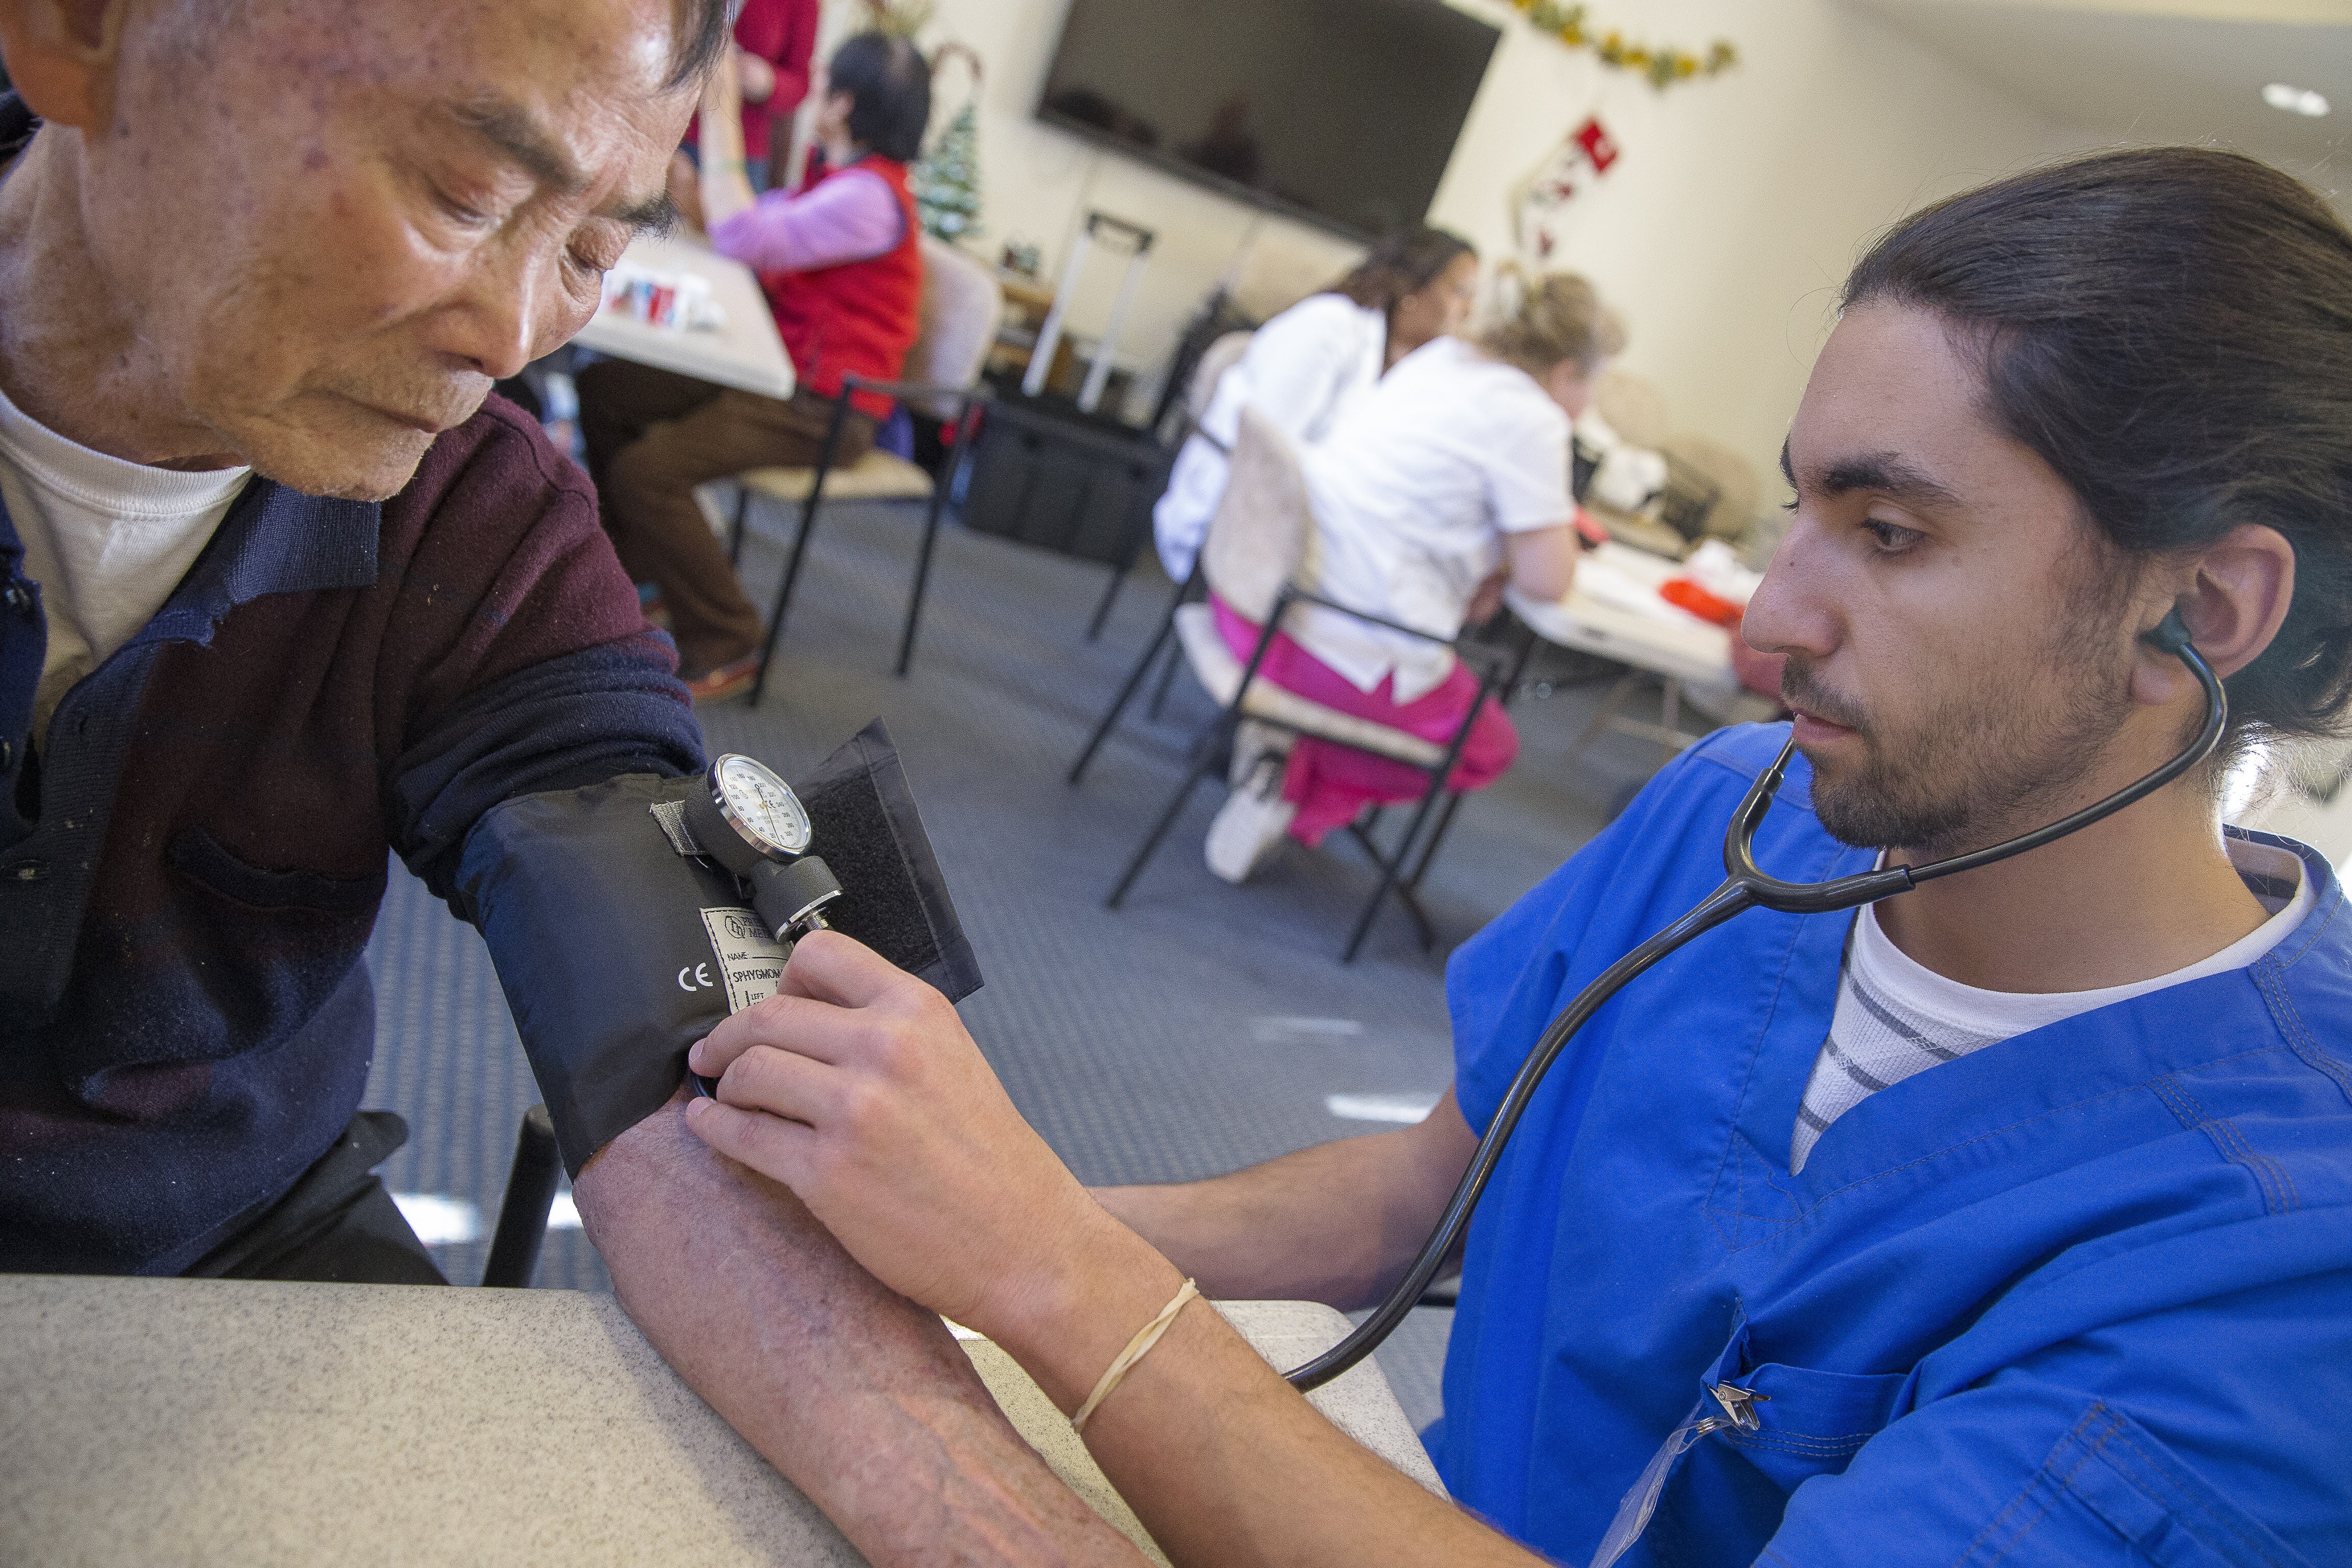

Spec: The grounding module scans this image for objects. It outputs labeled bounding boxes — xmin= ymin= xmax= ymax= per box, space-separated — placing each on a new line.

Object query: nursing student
xmin=1200 ymin=274 xmax=1615 ymax=884
xmin=1151 ymin=225 xmax=1481 ymax=583
xmin=662 ymin=149 xmax=2352 ymax=1568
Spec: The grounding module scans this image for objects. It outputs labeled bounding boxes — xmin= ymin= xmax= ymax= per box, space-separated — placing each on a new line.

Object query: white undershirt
xmin=1790 ymin=838 xmax=2313 ymax=1172
xmin=0 ymin=379 xmax=251 ymax=743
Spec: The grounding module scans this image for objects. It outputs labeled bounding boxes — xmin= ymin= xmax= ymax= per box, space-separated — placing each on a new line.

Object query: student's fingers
xmin=714 ymin=1043 xmax=839 ymax=1127
xmin=683 ymin=1094 xmax=816 ymax=1188
xmin=777 ymin=929 xmax=921 ymax=1009
xmin=691 ymin=992 xmax=862 ymax=1076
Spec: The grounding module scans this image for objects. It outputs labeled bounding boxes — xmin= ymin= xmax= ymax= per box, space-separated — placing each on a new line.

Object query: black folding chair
xmin=480 ymin=1105 xmax=562 ymax=1288
xmin=1086 ymin=581 xmax=1510 ymax=963
xmin=726 ymin=374 xmax=987 ymax=696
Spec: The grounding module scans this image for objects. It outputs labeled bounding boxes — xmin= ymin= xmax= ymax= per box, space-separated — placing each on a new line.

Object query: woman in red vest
xmin=579 ymin=32 xmax=930 ymax=701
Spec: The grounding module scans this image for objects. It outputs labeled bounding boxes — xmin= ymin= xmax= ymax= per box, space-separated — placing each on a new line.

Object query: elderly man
xmin=0 ymin=2 xmax=1140 ymax=1562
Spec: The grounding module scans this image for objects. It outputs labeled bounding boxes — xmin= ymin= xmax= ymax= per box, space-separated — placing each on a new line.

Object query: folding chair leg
xmin=1404 ymin=792 xmax=1467 ymax=893
xmin=752 ymin=497 xmax=823 ymax=702
xmin=1343 ymin=776 xmax=1451 ymax=963
xmin=1070 ymin=612 xmax=1179 ymax=785
xmin=729 ymin=485 xmax=751 ymax=567
xmin=1106 ymin=714 xmax=1232 ymax=908
xmin=896 ymin=406 xmax=977 ymax=679
xmin=1343 ymin=813 xmax=1438 ymax=951
xmin=749 ymin=394 xmax=851 ymax=708
xmin=481 ymin=1105 xmax=561 ymax=1289
xmin=1394 ymin=881 xmax=1440 ymax=952
xmin=1085 ymin=561 xmax=1131 ymax=642
xmin=1145 ymin=571 xmax=1197 ymax=719
xmin=896 ymin=496 xmax=947 ymax=678
xmin=1145 ymin=634 xmax=1185 ymax=720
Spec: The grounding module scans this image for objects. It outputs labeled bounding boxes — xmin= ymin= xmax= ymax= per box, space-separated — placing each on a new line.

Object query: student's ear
xmin=2131 ymin=523 xmax=2296 ymax=706
xmin=0 ymin=0 xmax=130 ymax=132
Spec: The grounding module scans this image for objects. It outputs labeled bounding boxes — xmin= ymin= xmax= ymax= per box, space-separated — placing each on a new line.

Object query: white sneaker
xmin=1205 ymin=755 xmax=1297 ymax=884
xmin=1228 ymin=718 xmax=1292 ymax=787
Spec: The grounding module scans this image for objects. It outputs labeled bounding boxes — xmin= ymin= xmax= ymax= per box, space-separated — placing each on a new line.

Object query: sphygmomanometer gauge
xmin=683 ymin=753 xmax=843 ymax=940
xmin=692 ymin=753 xmax=815 ymax=871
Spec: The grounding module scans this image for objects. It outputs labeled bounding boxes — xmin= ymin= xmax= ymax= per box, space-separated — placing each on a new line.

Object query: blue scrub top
xmin=1430 ymin=724 xmax=2352 ymax=1568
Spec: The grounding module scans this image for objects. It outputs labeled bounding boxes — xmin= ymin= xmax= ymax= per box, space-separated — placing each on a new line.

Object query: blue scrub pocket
xmin=1597 ymin=1332 xmax=1917 ymax=1567
xmin=1714 ymin=1361 xmax=1913 ymax=1491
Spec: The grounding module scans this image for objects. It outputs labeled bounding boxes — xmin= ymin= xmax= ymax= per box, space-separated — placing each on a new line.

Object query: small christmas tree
xmin=912 ymin=99 xmax=982 ymax=244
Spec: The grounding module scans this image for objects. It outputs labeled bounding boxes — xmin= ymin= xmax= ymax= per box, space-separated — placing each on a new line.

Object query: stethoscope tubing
xmin=1284 ymin=615 xmax=2224 ymax=1391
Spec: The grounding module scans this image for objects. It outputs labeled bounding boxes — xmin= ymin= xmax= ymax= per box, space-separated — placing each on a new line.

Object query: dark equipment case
xmin=958 ymin=387 xmax=1174 ymax=574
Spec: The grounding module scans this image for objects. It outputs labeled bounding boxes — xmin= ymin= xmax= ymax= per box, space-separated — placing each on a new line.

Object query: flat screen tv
xmin=1036 ymin=0 xmax=1502 ymax=243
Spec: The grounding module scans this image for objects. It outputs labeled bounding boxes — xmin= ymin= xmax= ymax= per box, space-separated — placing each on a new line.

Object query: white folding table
xmin=573 ymin=231 xmax=797 ymax=401
xmin=0 ymin=1275 xmax=1438 ymax=1567
xmin=1505 ymin=541 xmax=1776 ymax=759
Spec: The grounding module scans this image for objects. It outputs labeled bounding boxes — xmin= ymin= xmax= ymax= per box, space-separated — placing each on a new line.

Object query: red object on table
xmin=1659 ymin=576 xmax=1743 ymax=628
xmin=1657 ymin=577 xmax=1790 ymax=701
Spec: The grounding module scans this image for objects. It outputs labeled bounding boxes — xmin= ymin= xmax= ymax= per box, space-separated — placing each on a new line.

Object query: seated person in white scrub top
xmin=1204 ymin=273 xmax=1622 ymax=883
xmin=1151 ymin=225 xmax=1479 ymax=582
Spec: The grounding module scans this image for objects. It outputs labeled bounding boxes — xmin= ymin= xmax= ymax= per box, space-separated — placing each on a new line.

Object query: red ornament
xmin=1574 ymin=116 xmax=1621 ymax=173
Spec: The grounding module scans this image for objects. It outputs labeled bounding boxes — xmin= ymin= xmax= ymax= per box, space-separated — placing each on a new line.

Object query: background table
xmin=0 ymin=1276 xmax=1438 ymax=1567
xmin=574 ymin=232 xmax=796 ymax=401
xmin=1506 ymin=541 xmax=1777 ymax=757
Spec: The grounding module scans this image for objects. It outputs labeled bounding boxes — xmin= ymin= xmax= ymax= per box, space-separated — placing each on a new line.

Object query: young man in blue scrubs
xmin=681 ymin=147 xmax=2352 ymax=1567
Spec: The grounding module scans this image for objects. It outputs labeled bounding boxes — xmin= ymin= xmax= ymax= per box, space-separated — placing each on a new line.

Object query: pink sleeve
xmin=709 ymin=168 xmax=906 ymax=275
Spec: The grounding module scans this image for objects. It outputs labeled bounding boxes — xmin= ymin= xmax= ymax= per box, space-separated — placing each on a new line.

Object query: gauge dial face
xmin=714 ymin=754 xmax=813 ymax=859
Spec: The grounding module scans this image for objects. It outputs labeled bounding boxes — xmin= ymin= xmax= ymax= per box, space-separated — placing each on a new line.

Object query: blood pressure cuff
xmin=456 ymin=718 xmax=983 ymax=1176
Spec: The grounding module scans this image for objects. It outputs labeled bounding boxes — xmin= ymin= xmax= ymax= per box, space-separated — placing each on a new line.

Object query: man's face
xmin=80 ymin=0 xmax=694 ymax=498
xmin=1743 ymin=304 xmax=2144 ymax=858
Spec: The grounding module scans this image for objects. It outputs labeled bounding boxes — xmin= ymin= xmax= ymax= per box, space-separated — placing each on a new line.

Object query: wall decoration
xmin=1511 ymin=115 xmax=1620 ymax=261
xmin=858 ymin=0 xmax=936 ymax=39
xmin=1506 ymin=2 xmax=1737 ymax=90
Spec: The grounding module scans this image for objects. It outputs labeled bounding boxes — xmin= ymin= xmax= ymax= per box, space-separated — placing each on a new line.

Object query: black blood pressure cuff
xmin=457 ymin=718 xmax=982 ymax=1176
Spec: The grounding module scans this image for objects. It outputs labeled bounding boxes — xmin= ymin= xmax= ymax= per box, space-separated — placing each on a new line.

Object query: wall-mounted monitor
xmin=1036 ymin=0 xmax=1502 ymax=243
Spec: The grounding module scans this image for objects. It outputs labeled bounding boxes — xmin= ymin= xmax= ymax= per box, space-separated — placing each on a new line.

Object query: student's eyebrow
xmin=1782 ymin=438 xmax=1961 ymax=510
xmin=443 ymin=95 xmax=675 ymax=237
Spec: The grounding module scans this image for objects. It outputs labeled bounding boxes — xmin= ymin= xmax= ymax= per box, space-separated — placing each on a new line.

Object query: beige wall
xmin=794 ymin=0 xmax=2091 ymax=501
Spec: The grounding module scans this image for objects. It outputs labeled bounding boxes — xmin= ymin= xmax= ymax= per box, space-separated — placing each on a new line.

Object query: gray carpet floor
xmin=362 ymin=489 xmax=1692 ymax=1433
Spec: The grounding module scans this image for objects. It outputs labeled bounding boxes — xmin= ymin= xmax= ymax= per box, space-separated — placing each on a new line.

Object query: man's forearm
xmin=1093 ymin=1092 xmax=1474 ymax=1310
xmin=576 ymin=1098 xmax=1146 ymax=1568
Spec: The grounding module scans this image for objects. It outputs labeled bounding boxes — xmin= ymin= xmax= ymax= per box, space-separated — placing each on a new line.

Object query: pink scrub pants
xmin=1212 ymin=595 xmax=1519 ymax=846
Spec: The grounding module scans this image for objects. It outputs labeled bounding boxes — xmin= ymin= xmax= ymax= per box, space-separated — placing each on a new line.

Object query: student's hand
xmin=1466 ymin=568 xmax=1509 ymax=627
xmin=702 ymin=50 xmax=744 ymax=125
xmin=735 ymin=47 xmax=778 ymax=105
xmin=682 ymin=931 xmax=1130 ymax=1345
xmin=667 ymin=152 xmax=705 ymax=234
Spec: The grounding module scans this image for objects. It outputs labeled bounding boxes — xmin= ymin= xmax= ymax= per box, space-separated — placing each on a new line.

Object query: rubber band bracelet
xmin=1071 ymin=1278 xmax=1200 ymax=1433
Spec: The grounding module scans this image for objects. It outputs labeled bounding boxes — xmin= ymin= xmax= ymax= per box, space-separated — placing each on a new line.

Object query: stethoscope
xmin=1286 ymin=609 xmax=2227 ymax=1390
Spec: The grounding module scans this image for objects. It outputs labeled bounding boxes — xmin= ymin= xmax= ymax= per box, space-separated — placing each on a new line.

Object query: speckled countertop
xmin=0 ymin=1276 xmax=1438 ymax=1566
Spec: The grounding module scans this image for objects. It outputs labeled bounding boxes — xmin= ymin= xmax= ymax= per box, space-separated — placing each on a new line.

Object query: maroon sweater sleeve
xmin=370 ymin=396 xmax=706 ymax=902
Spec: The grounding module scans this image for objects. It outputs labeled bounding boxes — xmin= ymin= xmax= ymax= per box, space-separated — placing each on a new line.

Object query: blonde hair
xmin=1479 ymin=272 xmax=1627 ymax=377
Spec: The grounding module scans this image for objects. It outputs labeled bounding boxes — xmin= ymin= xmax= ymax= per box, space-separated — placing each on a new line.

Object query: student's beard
xmin=1782 ymin=628 xmax=2139 ymax=860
